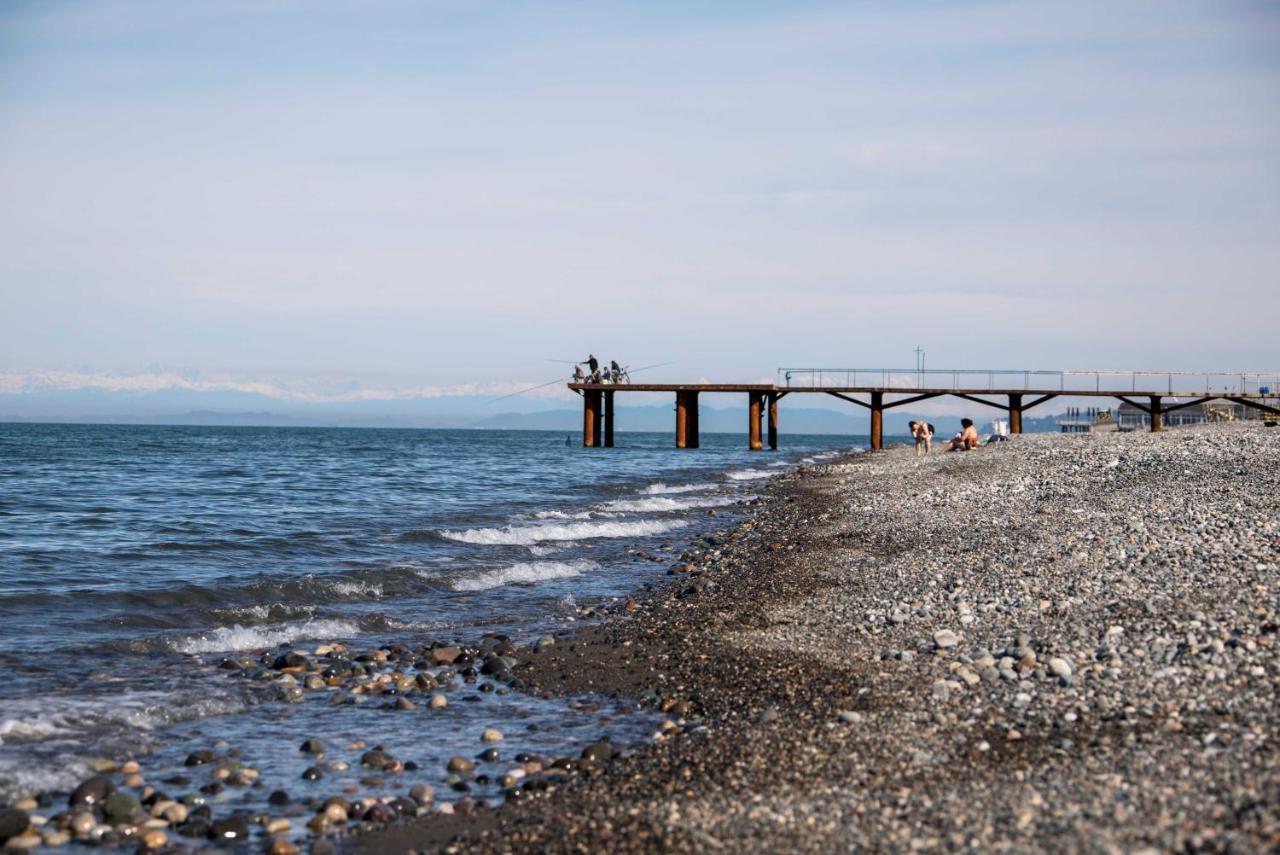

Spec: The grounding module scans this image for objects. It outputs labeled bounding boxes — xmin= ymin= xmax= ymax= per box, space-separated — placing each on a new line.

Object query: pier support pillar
xmin=749 ymin=391 xmax=764 ymax=450
xmin=1149 ymin=396 xmax=1163 ymax=433
xmin=688 ymin=392 xmax=699 ymax=448
xmin=767 ymin=393 xmax=779 ymax=450
xmin=676 ymin=391 xmax=700 ymax=448
xmin=870 ymin=391 xmax=884 ymax=451
xmin=583 ymin=390 xmax=602 ymax=447
xmin=1008 ymin=394 xmax=1023 ymax=435
xmin=604 ymin=391 xmax=615 ymax=448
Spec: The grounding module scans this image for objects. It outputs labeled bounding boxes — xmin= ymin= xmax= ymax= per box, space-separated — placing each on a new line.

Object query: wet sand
xmin=356 ymin=423 xmax=1280 ymax=853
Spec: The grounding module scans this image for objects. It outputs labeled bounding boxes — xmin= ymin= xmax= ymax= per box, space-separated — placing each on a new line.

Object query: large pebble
xmin=209 ymin=815 xmax=250 ymax=841
xmin=68 ymin=776 xmax=115 ymax=808
xmin=933 ymin=630 xmax=959 ymax=649
xmin=0 ymin=809 xmax=30 ymax=842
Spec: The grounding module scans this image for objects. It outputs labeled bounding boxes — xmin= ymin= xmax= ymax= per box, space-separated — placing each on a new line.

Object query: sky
xmin=1 ymin=0 xmax=1278 ymax=406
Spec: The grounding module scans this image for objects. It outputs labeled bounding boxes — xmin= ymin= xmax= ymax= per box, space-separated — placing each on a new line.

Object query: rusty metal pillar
xmin=1149 ymin=396 xmax=1163 ymax=433
xmin=583 ymin=389 xmax=602 ymax=447
xmin=748 ymin=391 xmax=764 ymax=450
xmin=687 ymin=392 xmax=700 ymax=449
xmin=675 ymin=392 xmax=688 ymax=448
xmin=767 ymin=393 xmax=779 ymax=450
xmin=603 ymin=390 xmax=615 ymax=448
xmin=870 ymin=391 xmax=884 ymax=451
xmin=1008 ymin=393 xmax=1023 ymax=434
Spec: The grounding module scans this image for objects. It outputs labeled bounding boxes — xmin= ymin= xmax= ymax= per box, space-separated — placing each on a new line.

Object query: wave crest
xmin=440 ymin=518 xmax=685 ymax=546
xmin=449 ymin=559 xmax=598 ymax=592
xmin=171 ymin=618 xmax=360 ymax=654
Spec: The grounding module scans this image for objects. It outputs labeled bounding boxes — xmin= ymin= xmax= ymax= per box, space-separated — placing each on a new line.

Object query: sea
xmin=0 ymin=423 xmax=861 ymax=826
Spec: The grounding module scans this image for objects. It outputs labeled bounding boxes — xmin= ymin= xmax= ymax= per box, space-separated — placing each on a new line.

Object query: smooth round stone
xmin=446 ymin=756 xmax=474 ymax=773
xmin=41 ymin=830 xmax=72 ymax=847
xmin=69 ymin=775 xmax=115 ymax=807
xmin=267 ymin=838 xmax=300 ymax=855
xmin=322 ymin=802 xmax=347 ymax=823
xmin=69 ymin=812 xmax=96 ymax=837
xmin=481 ymin=728 xmax=503 ymax=743
xmin=478 ymin=748 xmax=500 ymax=763
xmin=104 ymin=793 xmax=142 ymax=825
xmin=162 ymin=803 xmax=189 ymax=824
xmin=429 ymin=694 xmax=448 ymax=710
xmin=933 ymin=630 xmax=959 ymax=649
xmin=360 ymin=750 xmax=395 ymax=769
xmin=209 ymin=815 xmax=251 ymax=841
xmin=265 ymin=818 xmax=291 ymax=834
xmin=580 ymin=741 xmax=614 ymax=762
xmin=0 ymin=808 xmax=30 ymax=841
xmin=184 ymin=750 xmax=215 ymax=767
xmin=268 ymin=790 xmax=291 ymax=806
xmin=299 ymin=739 xmax=325 ymax=755
xmin=408 ymin=784 xmax=434 ymax=806
xmin=3 ymin=832 xmax=40 ymax=850
xmin=1048 ymin=657 xmax=1073 ymax=678
xmin=394 ymin=697 xmax=417 ymax=710
xmin=301 ymin=767 xmax=324 ymax=781
xmin=140 ymin=829 xmax=168 ymax=849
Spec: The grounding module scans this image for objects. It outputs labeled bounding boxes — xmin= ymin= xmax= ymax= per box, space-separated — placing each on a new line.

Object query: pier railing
xmin=776 ymin=368 xmax=1280 ymax=396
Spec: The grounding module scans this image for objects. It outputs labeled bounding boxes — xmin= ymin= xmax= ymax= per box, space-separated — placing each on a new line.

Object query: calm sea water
xmin=0 ymin=423 xmax=859 ymax=819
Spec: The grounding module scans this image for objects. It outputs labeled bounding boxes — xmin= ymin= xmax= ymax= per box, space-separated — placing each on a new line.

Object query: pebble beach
xmin=361 ymin=422 xmax=1280 ymax=853
xmin=3 ymin=422 xmax=1277 ymax=852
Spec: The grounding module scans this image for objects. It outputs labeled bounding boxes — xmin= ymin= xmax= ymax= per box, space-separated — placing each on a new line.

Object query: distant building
xmin=1056 ymin=406 xmax=1113 ymax=433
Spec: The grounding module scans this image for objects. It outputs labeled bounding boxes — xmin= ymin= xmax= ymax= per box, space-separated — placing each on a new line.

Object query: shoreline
xmin=356 ymin=423 xmax=1279 ymax=853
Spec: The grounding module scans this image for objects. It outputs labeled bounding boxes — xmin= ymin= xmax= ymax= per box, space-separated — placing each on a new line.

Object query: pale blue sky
xmin=2 ymin=0 xmax=1278 ymax=401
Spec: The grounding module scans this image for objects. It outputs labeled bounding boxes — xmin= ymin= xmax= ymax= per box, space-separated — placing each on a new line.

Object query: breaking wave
xmin=448 ymin=559 xmax=598 ymax=592
xmin=599 ymin=496 xmax=736 ymax=513
xmin=439 ymin=518 xmax=686 ymax=546
xmin=640 ymin=482 xmax=716 ymax=495
xmin=170 ymin=618 xmax=360 ymax=654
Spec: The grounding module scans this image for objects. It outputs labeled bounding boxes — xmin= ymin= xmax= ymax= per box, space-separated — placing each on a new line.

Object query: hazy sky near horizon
xmin=2 ymin=0 xmax=1278 ymax=399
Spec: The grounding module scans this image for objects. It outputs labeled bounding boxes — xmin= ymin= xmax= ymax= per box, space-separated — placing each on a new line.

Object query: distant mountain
xmin=0 ymin=388 xmax=1064 ymax=434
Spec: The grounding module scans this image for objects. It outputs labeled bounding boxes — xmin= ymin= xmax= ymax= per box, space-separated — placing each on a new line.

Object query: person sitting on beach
xmin=945 ymin=418 xmax=981 ymax=452
xmin=909 ymin=420 xmax=933 ymax=457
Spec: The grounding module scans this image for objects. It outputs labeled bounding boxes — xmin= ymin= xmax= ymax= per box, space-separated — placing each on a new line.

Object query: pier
xmin=570 ymin=369 xmax=1280 ymax=450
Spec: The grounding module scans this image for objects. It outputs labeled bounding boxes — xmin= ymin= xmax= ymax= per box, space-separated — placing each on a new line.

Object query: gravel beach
xmin=4 ymin=423 xmax=1276 ymax=853
xmin=358 ymin=423 xmax=1279 ymax=853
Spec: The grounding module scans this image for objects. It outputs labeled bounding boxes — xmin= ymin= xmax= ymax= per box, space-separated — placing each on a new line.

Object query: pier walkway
xmin=569 ymin=368 xmax=1280 ymax=450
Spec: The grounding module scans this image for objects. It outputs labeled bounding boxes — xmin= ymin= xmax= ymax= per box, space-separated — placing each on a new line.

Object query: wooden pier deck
xmin=568 ymin=371 xmax=1280 ymax=450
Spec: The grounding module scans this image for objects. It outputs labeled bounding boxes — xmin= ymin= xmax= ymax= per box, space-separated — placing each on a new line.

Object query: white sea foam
xmin=531 ymin=509 xmax=596 ymax=521
xmin=599 ymin=496 xmax=736 ymax=513
xmin=726 ymin=469 xmax=774 ymax=481
xmin=328 ymin=580 xmax=383 ymax=598
xmin=0 ymin=691 xmax=246 ymax=746
xmin=440 ymin=518 xmax=685 ymax=546
xmin=172 ymin=618 xmax=360 ymax=654
xmin=0 ymin=757 xmax=90 ymax=801
xmin=640 ymin=482 xmax=716 ymax=495
xmin=450 ymin=559 xmax=598 ymax=592
xmin=527 ymin=544 xmax=565 ymax=557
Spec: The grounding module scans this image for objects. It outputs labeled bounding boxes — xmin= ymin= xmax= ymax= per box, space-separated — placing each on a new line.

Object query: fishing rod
xmin=487 ymin=377 xmax=570 ymax=404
